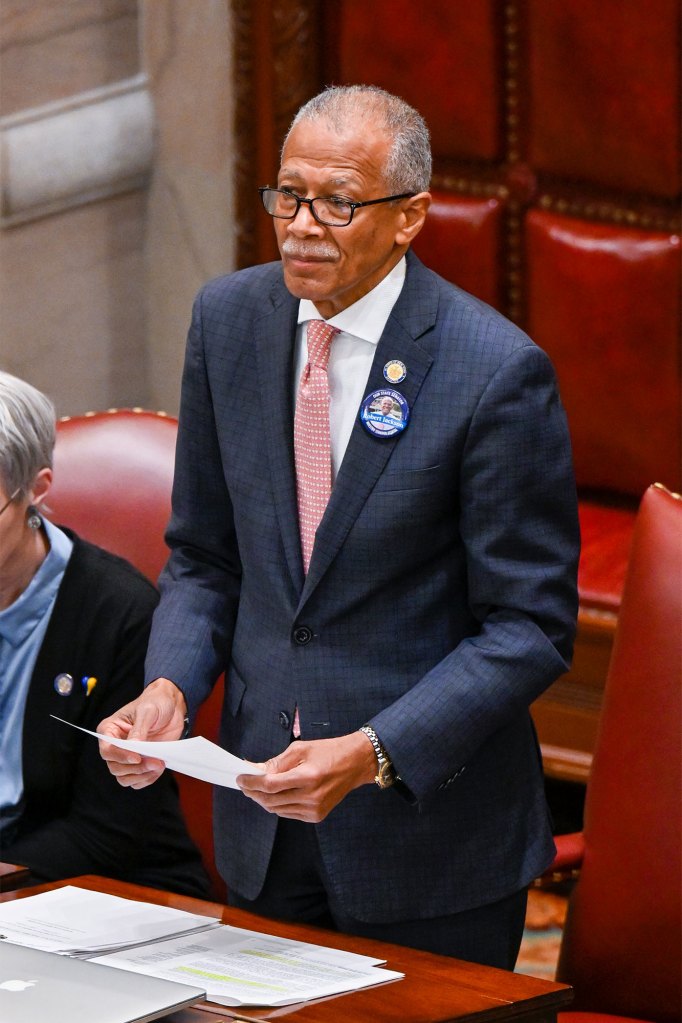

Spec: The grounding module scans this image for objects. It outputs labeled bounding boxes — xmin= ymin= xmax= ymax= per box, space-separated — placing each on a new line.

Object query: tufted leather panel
xmin=526 ymin=211 xmax=682 ymax=497
xmin=527 ymin=0 xmax=681 ymax=197
xmin=413 ymin=191 xmax=504 ymax=308
xmin=336 ymin=0 xmax=502 ymax=160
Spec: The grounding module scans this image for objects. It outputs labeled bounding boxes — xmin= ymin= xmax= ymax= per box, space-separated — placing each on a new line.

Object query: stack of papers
xmin=0 ymin=886 xmax=220 ymax=957
xmin=96 ymin=924 xmax=404 ymax=1007
xmin=0 ymin=887 xmax=404 ymax=1007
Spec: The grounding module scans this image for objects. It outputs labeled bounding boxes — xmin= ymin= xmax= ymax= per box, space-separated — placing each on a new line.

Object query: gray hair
xmin=0 ymin=371 xmax=56 ymax=499
xmin=284 ymin=85 xmax=432 ymax=194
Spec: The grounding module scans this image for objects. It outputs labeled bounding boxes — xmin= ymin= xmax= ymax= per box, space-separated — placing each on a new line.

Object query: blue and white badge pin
xmin=360 ymin=388 xmax=409 ymax=438
xmin=383 ymin=359 xmax=407 ymax=384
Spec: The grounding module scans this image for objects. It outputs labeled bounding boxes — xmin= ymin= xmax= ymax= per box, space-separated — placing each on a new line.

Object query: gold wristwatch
xmin=359 ymin=725 xmax=395 ymax=789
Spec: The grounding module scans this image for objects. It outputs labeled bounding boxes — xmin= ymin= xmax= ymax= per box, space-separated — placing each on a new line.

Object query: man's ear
xmin=395 ymin=192 xmax=431 ymax=246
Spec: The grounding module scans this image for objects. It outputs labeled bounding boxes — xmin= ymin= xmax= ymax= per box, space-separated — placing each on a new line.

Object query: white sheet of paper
xmin=94 ymin=924 xmax=404 ymax=1007
xmin=50 ymin=715 xmax=265 ymax=788
xmin=0 ymin=886 xmax=220 ymax=955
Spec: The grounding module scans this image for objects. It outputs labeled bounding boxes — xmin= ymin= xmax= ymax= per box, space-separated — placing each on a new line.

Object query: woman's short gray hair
xmin=0 ymin=371 xmax=56 ymax=499
xmin=284 ymin=85 xmax=432 ymax=194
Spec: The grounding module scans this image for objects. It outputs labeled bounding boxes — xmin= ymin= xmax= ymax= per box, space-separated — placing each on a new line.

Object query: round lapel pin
xmin=54 ymin=673 xmax=74 ymax=695
xmin=360 ymin=388 xmax=410 ymax=438
xmin=383 ymin=360 xmax=407 ymax=384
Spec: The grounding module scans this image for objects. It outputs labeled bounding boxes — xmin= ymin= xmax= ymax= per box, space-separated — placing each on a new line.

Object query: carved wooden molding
xmin=231 ymin=0 xmax=323 ymax=268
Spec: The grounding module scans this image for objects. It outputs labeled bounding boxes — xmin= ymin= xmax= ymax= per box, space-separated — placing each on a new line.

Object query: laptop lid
xmin=0 ymin=942 xmax=206 ymax=1023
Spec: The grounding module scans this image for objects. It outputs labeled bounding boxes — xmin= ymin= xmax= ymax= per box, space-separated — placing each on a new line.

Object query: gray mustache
xmin=282 ymin=242 xmax=337 ymax=260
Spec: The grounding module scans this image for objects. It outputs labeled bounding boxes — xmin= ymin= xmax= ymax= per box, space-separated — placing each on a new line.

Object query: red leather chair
xmin=49 ymin=409 xmax=227 ymax=902
xmin=50 ymin=409 xmax=178 ymax=585
xmin=549 ymin=483 xmax=682 ymax=1022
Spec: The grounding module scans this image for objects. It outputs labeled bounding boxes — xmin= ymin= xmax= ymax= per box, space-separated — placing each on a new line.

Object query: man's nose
xmin=286 ymin=200 xmax=324 ymax=235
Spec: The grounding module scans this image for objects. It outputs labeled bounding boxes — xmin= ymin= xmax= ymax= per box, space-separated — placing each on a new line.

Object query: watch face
xmin=377 ymin=760 xmax=394 ymax=788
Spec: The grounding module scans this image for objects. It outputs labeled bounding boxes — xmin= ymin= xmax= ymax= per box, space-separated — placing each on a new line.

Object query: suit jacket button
xmin=292 ymin=625 xmax=313 ymax=645
xmin=278 ymin=711 xmax=291 ymax=730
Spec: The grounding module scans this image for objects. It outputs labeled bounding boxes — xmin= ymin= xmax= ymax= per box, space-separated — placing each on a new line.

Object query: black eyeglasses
xmin=259 ymin=187 xmax=416 ymax=228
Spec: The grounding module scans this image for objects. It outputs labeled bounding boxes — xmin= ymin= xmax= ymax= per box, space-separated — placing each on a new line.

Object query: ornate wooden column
xmin=232 ymin=0 xmax=325 ymax=268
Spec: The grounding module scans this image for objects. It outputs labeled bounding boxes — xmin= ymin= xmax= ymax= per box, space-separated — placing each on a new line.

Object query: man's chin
xmin=282 ymin=267 xmax=330 ymax=302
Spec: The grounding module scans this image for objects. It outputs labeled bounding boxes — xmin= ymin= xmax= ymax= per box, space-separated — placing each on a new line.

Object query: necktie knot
xmin=306 ymin=319 xmax=337 ymax=369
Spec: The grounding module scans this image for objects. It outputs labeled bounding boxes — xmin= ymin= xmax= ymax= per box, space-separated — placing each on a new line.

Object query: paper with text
xmin=94 ymin=924 xmax=404 ymax=1007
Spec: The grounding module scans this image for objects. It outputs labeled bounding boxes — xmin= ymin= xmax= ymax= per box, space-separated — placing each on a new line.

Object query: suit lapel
xmin=254 ymin=283 xmax=304 ymax=593
xmin=299 ymin=254 xmax=439 ymax=607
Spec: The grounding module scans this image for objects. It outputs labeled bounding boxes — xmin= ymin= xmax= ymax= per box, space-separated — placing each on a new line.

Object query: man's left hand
xmin=237 ymin=732 xmax=377 ymax=822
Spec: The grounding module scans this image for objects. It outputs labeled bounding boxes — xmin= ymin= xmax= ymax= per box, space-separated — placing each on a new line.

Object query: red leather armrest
xmin=535 ymin=832 xmax=585 ymax=884
xmin=548 ymin=832 xmax=586 ymax=875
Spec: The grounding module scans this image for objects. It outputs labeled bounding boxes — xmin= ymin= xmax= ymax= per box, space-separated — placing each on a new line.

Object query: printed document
xmin=94 ymin=924 xmax=404 ymax=1007
xmin=0 ymin=887 xmax=403 ymax=1007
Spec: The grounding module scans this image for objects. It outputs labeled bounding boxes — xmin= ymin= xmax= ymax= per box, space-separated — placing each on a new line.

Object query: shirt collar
xmin=297 ymin=256 xmax=406 ymax=346
xmin=0 ymin=518 xmax=73 ymax=646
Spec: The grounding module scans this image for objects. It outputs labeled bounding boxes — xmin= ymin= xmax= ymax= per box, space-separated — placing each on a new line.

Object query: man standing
xmin=100 ymin=85 xmax=579 ymax=969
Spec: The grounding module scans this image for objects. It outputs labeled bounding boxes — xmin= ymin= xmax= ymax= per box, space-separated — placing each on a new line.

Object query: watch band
xmin=359 ymin=724 xmax=395 ymax=789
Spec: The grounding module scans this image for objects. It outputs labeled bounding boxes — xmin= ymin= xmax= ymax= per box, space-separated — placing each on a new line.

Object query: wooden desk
xmin=0 ymin=860 xmax=30 ymax=891
xmin=0 ymin=875 xmax=572 ymax=1023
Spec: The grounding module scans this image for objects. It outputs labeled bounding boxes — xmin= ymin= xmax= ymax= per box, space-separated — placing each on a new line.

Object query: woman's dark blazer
xmin=1 ymin=529 xmax=209 ymax=899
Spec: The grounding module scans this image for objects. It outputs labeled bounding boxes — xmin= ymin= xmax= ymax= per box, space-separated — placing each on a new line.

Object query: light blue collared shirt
xmin=0 ymin=518 xmax=73 ymax=842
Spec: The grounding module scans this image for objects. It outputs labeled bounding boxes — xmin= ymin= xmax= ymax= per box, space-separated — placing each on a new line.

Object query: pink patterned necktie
xmin=294 ymin=319 xmax=339 ymax=574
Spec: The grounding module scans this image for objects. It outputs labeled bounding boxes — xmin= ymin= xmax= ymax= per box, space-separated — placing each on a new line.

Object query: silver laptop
xmin=0 ymin=942 xmax=206 ymax=1023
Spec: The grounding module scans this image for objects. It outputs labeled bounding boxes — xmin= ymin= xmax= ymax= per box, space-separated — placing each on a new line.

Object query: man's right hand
xmin=98 ymin=677 xmax=187 ymax=789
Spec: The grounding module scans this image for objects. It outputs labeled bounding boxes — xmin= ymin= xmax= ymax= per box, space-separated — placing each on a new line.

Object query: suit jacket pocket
xmin=373 ymin=463 xmax=444 ymax=495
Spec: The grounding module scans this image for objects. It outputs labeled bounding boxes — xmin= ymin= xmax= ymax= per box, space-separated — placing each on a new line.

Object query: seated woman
xmin=0 ymin=371 xmax=210 ymax=898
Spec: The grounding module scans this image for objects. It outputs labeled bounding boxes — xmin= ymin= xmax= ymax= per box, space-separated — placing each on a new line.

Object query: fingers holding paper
xmin=98 ymin=677 xmax=188 ymax=789
xmin=237 ymin=733 xmax=376 ymax=822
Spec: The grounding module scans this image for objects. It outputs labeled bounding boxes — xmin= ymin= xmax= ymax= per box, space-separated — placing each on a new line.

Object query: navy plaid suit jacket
xmin=146 ymin=250 xmax=580 ymax=922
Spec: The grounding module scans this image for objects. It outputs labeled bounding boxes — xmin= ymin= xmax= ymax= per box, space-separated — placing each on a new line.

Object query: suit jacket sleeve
xmin=144 ymin=286 xmax=243 ymax=706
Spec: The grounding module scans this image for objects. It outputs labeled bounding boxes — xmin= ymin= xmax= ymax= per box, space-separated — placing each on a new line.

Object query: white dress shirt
xmin=294 ymin=256 xmax=406 ymax=478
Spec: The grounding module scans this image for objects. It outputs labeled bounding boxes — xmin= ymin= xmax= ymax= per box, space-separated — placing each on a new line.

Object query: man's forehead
xmin=280 ymin=118 xmax=390 ymax=176
xmin=277 ymin=162 xmax=361 ymax=188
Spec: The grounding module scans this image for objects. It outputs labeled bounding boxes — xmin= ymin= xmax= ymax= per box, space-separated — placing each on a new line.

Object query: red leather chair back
xmin=49 ymin=409 xmax=227 ymax=902
xmin=50 ymin=409 xmax=177 ymax=585
xmin=557 ymin=484 xmax=682 ymax=1022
